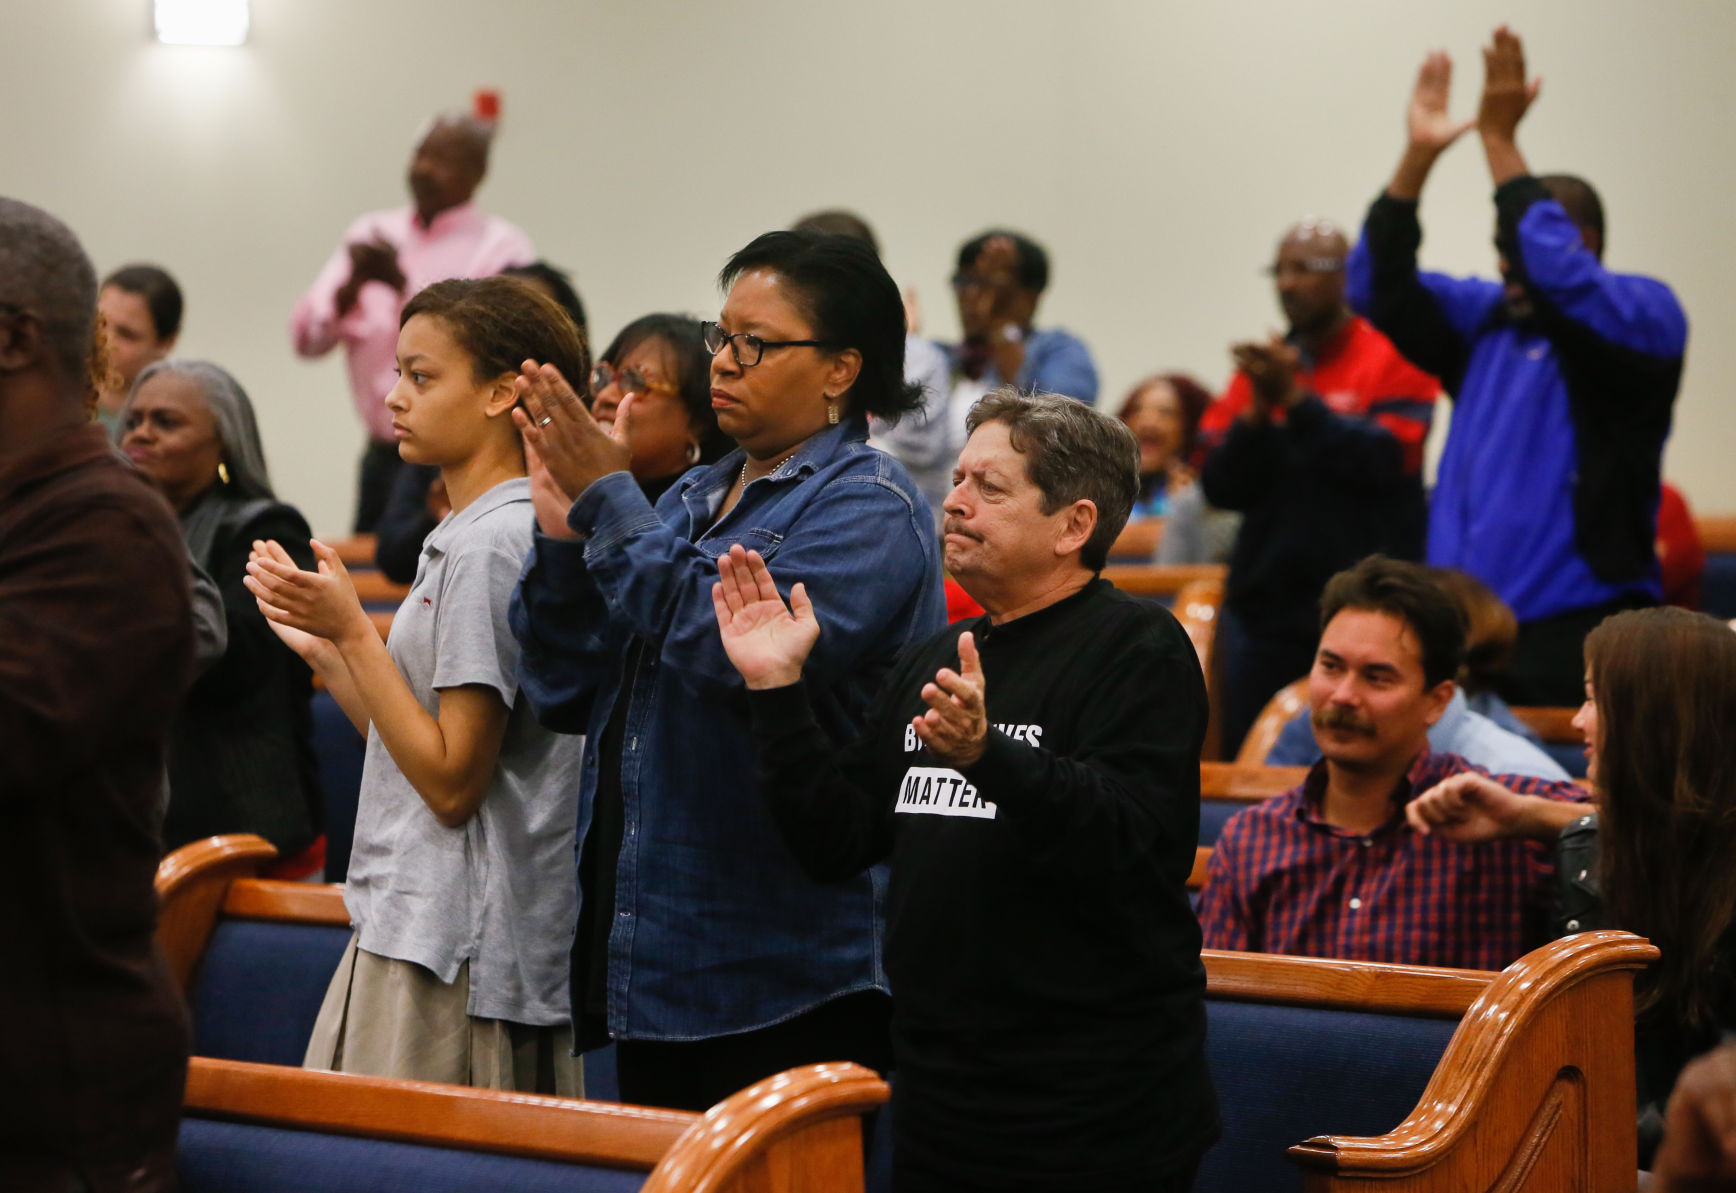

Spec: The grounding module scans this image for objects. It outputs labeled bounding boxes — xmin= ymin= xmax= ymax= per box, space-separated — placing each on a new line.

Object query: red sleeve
xmin=1363 ymin=342 xmax=1440 ymax=478
xmin=1656 ymin=483 xmax=1705 ymax=608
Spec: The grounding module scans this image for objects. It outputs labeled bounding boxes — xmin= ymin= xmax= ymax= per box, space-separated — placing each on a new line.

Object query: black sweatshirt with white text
xmin=746 ymin=578 xmax=1218 ymax=1189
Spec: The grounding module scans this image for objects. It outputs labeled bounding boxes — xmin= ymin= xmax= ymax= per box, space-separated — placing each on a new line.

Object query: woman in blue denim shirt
xmin=509 ymin=231 xmax=945 ymax=1109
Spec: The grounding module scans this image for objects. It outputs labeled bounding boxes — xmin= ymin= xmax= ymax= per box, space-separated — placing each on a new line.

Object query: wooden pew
xmin=1102 ymin=561 xmax=1226 ymax=600
xmin=1109 ymin=518 xmax=1164 ymax=561
xmin=180 ymin=1056 xmax=884 ymax=1193
xmin=159 ymin=838 xmax=1654 ymax=1193
xmin=327 ymin=534 xmax=378 ymax=568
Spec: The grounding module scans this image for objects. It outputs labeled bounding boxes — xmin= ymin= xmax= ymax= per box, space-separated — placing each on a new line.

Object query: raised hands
xmin=1231 ymin=335 xmax=1301 ymax=422
xmin=1477 ymin=25 xmax=1541 ymax=145
xmin=512 ymin=360 xmax=632 ymax=502
xmin=914 ymin=632 xmax=988 ymax=768
xmin=1404 ymin=770 xmax=1581 ymax=844
xmin=713 ymin=545 xmax=821 ymax=691
xmin=244 ymin=538 xmax=371 ymax=655
xmin=1407 ymin=50 xmax=1475 ymax=155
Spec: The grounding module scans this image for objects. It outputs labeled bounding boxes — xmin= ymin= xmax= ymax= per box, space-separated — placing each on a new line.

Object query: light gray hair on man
xmin=965 ymin=387 xmax=1140 ymax=572
xmin=0 ymin=196 xmax=98 ymax=382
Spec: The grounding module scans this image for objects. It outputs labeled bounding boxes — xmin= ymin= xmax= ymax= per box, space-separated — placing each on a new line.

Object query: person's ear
xmin=483 ymin=373 xmax=521 ymax=419
xmin=824 ymin=348 xmax=862 ymax=408
xmin=0 ymin=311 xmax=44 ymax=373
xmin=1421 ymin=678 xmax=1456 ymax=728
xmin=1054 ymin=498 xmax=1099 ymax=559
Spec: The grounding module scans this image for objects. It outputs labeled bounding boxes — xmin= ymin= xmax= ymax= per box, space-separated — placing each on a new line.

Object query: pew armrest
xmin=1286 ymin=930 xmax=1658 ymax=1192
xmin=156 ymin=834 xmax=278 ymax=994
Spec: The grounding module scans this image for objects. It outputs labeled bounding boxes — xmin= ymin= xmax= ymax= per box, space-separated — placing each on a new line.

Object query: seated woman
xmin=510 ymin=229 xmax=945 ymax=1111
xmin=1116 ymin=373 xmax=1239 ymax=564
xmin=1117 ymin=372 xmax=1210 ymax=521
xmin=1407 ymin=607 xmax=1736 ymax=1167
xmin=118 ymin=361 xmax=322 ymax=862
xmin=245 ymin=276 xmax=589 ymax=1094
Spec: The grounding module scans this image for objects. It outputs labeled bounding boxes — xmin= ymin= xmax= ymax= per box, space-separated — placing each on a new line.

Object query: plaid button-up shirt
xmin=1198 ymin=752 xmax=1588 ymax=971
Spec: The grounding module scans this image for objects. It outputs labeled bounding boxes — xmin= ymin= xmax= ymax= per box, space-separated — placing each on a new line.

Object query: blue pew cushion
xmin=179 ymin=1117 xmax=646 ymax=1193
xmin=190 ymin=919 xmax=352 ymax=1066
xmin=1195 ymin=999 xmax=1458 ymax=1193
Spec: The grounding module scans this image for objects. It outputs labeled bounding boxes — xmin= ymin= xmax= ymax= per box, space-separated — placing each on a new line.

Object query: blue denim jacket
xmin=509 ymin=415 xmax=945 ymax=1041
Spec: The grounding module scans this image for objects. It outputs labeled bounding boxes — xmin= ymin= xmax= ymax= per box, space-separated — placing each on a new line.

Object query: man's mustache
xmin=942 ymin=519 xmax=982 ymax=543
xmin=1313 ymin=705 xmax=1376 ymax=736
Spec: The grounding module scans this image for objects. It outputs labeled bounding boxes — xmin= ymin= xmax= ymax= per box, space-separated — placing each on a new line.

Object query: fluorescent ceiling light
xmin=155 ymin=0 xmax=250 ymax=46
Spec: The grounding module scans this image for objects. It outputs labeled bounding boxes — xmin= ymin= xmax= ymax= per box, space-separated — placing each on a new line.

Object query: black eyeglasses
xmin=700 ymin=321 xmax=837 ymax=368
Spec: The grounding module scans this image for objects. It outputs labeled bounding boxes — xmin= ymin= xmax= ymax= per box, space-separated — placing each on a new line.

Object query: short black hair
xmin=1538 ymin=174 xmax=1605 ymax=247
xmin=1319 ymin=556 xmax=1465 ymax=689
xmin=957 ymin=229 xmax=1050 ymax=293
xmin=502 ymin=261 xmax=586 ymax=336
xmin=719 ymin=230 xmax=923 ymax=423
xmin=600 ymin=313 xmax=731 ymax=465
xmin=791 ymin=210 xmax=879 ymax=257
xmin=102 ymin=263 xmax=183 ymax=340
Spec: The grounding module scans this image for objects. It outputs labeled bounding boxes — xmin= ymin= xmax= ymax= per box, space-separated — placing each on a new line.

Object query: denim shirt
xmin=509 ymin=415 xmax=945 ymax=1041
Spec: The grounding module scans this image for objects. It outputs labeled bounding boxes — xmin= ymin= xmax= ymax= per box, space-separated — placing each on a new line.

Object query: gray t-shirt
xmin=344 ymin=477 xmax=581 ymax=1026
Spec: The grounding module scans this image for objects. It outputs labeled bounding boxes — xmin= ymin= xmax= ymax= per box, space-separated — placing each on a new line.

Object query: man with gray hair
xmin=709 ymin=387 xmax=1217 ymax=1192
xmin=291 ymin=112 xmax=533 ymax=531
xmin=0 ymin=196 xmax=195 ymax=1191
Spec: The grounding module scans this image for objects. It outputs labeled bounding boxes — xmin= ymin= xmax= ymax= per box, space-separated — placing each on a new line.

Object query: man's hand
xmin=1653 ymin=1041 xmax=1736 ymax=1193
xmin=712 ymin=545 xmax=820 ymax=690
xmin=1231 ymin=336 xmax=1300 ymax=421
xmin=334 ymin=238 xmax=406 ymax=317
xmin=913 ymin=631 xmax=988 ymax=767
xmin=512 ymin=360 xmax=632 ymax=501
xmin=1388 ymin=50 xmax=1474 ymax=201
xmin=1408 ymin=51 xmax=1476 ymax=153
xmin=1477 ymin=26 xmax=1541 ymax=145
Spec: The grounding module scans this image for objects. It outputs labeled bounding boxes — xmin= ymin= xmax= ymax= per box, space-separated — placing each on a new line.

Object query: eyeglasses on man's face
xmin=700 ymin=321 xmax=837 ymax=368
xmin=589 ymin=362 xmax=678 ymax=401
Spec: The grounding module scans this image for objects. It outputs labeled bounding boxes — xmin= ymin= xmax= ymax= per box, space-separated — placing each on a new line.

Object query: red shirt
xmin=1195 ymin=315 xmax=1438 ymax=476
xmin=1198 ymin=752 xmax=1588 ymax=971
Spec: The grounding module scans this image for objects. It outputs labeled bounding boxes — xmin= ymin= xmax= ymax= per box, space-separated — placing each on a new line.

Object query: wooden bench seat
xmin=160 ymin=836 xmax=1655 ymax=1193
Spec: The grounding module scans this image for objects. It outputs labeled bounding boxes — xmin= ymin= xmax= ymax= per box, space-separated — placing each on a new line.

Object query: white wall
xmin=3 ymin=0 xmax=1731 ymax=536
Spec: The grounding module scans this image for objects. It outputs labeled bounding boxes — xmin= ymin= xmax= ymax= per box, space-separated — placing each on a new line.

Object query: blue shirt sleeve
xmin=1498 ymin=177 xmax=1687 ymax=359
xmin=1019 ymin=329 xmax=1099 ymax=403
xmin=509 ymin=531 xmax=615 ymax=734
xmin=572 ymin=469 xmax=942 ymax=699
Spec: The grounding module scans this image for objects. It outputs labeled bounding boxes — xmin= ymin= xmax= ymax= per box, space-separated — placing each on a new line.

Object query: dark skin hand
xmin=958 ymin=235 xmax=1032 ymax=381
xmin=1477 ymin=25 xmax=1541 ymax=185
xmin=334 ymin=238 xmax=406 ymax=317
xmin=1231 ymin=335 xmax=1301 ymax=425
xmin=511 ymin=359 xmax=632 ymax=500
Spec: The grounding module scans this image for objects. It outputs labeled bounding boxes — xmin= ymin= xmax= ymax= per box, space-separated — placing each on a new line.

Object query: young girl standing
xmin=246 ymin=276 xmax=588 ymax=1094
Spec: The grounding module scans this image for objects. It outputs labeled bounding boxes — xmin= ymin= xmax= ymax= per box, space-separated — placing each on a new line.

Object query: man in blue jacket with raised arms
xmin=1348 ymin=26 xmax=1688 ymax=705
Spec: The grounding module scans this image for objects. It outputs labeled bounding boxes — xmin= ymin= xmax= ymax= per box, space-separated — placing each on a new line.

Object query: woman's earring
xmin=686 ymin=440 xmax=701 ymax=465
xmin=217 ymin=461 xmax=230 ymax=485
xmin=826 ymin=400 xmax=839 ymax=426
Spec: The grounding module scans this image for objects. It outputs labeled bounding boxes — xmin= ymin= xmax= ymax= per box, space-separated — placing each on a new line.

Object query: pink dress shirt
xmin=290 ymin=202 xmax=534 ymax=443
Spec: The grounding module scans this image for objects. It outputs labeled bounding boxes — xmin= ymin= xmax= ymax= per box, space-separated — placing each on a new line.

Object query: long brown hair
xmin=1586 ymin=607 xmax=1736 ymax=1027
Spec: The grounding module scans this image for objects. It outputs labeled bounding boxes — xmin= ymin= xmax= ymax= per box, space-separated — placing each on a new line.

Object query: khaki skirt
xmin=304 ymin=934 xmax=583 ymax=1098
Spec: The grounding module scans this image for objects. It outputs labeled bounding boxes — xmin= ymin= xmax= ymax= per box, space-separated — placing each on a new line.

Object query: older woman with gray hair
xmin=119 ymin=360 xmax=323 ymax=863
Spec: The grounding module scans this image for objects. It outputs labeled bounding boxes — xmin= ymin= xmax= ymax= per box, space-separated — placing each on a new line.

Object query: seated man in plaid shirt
xmin=1198 ymin=556 xmax=1587 ymax=970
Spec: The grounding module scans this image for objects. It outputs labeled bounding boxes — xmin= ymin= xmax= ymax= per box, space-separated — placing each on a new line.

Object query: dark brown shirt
xmin=1 ymin=423 xmax=194 ymax=1191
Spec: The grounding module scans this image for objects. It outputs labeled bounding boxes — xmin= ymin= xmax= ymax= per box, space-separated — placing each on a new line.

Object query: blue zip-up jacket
xmin=509 ymin=415 xmax=944 ymax=1041
xmin=1348 ymin=177 xmax=1687 ymax=622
